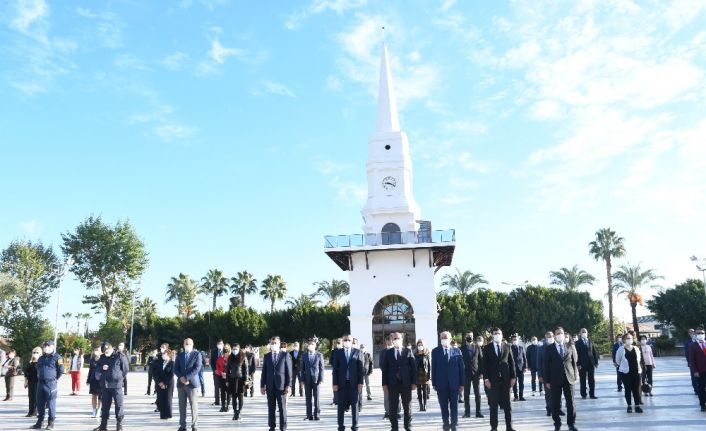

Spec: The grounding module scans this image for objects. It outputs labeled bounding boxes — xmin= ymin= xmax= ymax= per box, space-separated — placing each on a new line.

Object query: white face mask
xmin=512 ymin=340 xmax=518 ymax=346
xmin=640 ymin=339 xmax=647 ymax=346
xmin=624 ymin=338 xmax=633 ymax=346
xmin=160 ymin=347 xmax=166 ymax=354
xmin=392 ymin=339 xmax=402 ymax=348
xmin=308 ymin=344 xmax=315 ymax=352
xmin=232 ymin=349 xmax=240 ymax=355
xmin=581 ymin=332 xmax=588 ymax=339
xmin=697 ymin=334 xmax=705 ymax=342
xmin=546 ymin=338 xmax=554 ymax=344
xmin=343 ymin=341 xmax=352 ymax=349
xmin=555 ymin=334 xmax=565 ymax=344
xmin=184 ymin=345 xmax=193 ymax=354
xmin=493 ymin=334 xmax=502 ymax=343
xmin=270 ymin=344 xmax=279 ymax=352
xmin=336 ymin=343 xmax=342 ymax=349
xmin=360 ymin=347 xmax=365 ymax=352
xmin=417 ymin=344 xmax=423 ymax=350
xmin=292 ymin=346 xmax=299 ymax=351
xmin=531 ymin=340 xmax=537 ymax=345
xmin=440 ymin=338 xmax=450 ymax=347
xmin=217 ymin=344 xmax=224 ymax=350
xmin=572 ymin=337 xmax=578 ymax=342
xmin=476 ymin=341 xmax=483 ymax=347
xmin=280 ymin=348 xmax=287 ymax=353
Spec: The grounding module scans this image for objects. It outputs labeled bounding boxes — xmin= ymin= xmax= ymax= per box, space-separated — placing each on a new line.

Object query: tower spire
xmin=375 ymin=41 xmax=401 ymax=133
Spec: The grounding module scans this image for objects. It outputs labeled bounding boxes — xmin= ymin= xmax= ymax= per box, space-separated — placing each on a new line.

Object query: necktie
xmin=560 ymin=345 xmax=565 ymax=358
xmin=444 ymin=349 xmax=448 ymax=360
xmin=496 ymin=344 xmax=500 ymax=357
xmin=345 ymin=349 xmax=350 ymax=362
xmin=396 ymin=349 xmax=399 ymax=360
xmin=701 ymin=342 xmax=706 ymax=355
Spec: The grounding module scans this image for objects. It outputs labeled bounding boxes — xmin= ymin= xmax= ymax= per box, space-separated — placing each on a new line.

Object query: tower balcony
xmin=323 ymin=229 xmax=456 ymax=271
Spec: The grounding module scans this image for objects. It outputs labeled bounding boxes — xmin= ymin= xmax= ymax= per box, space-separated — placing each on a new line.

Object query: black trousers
xmin=512 ymin=371 xmax=524 ymax=398
xmin=156 ymin=382 xmax=174 ymax=419
xmin=621 ymin=372 xmax=642 ymax=406
xmin=416 ymin=383 xmax=428 ymax=408
xmin=100 ymin=388 xmax=124 ymax=423
xmin=291 ymin=370 xmax=302 ymax=396
xmin=530 ymin=369 xmax=540 ymax=392
xmin=616 ymin=368 xmax=622 ymax=390
xmin=463 ymin=377 xmax=481 ymax=414
xmin=579 ymin=367 xmax=595 ymax=397
xmin=696 ymin=372 xmax=706 ymax=407
xmin=27 ymin=381 xmax=37 ymax=414
xmin=146 ymin=368 xmax=153 ymax=395
xmin=218 ymin=377 xmax=229 ymax=409
xmin=642 ymin=365 xmax=654 ymax=386
xmin=266 ymin=389 xmax=287 ymax=431
xmin=229 ymin=378 xmax=244 ymax=413
xmin=486 ymin=383 xmax=512 ymax=430
xmin=388 ymin=381 xmax=412 ymax=431
xmin=550 ymin=381 xmax=575 ymax=427
xmin=212 ymin=373 xmax=220 ymax=404
xmin=122 ymin=377 xmax=127 ymax=396
xmin=337 ymin=382 xmax=359 ymax=431
xmin=304 ymin=382 xmax=320 ymax=418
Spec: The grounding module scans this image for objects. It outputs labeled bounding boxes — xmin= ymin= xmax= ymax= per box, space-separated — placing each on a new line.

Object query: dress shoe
xmin=92 ymin=426 xmax=106 ymax=431
xmin=559 ymin=410 xmax=566 ymax=416
xmin=519 ymin=397 xmax=526 ymax=401
xmin=546 ymin=410 xmax=551 ymax=416
xmin=635 ymin=406 xmax=643 ymax=413
xmin=462 ymin=413 xmax=470 ymax=418
xmin=569 ymin=427 xmax=579 ymax=431
xmin=383 ymin=413 xmax=389 ymax=420
xmin=177 ymin=427 xmax=187 ymax=431
xmin=476 ymin=412 xmax=484 ymax=418
xmin=45 ymin=420 xmax=54 ymax=430
xmin=554 ymin=426 xmax=561 ymax=431
xmin=627 ymin=406 xmax=633 ymax=413
xmin=192 ymin=427 xmax=197 ymax=431
xmin=314 ymin=416 xmax=320 ymax=421
xmin=581 ymin=395 xmax=587 ymax=399
xmin=367 ymin=395 xmax=372 ymax=401
xmin=701 ymin=405 xmax=706 ymax=412
xmin=589 ymin=396 xmax=598 ymax=399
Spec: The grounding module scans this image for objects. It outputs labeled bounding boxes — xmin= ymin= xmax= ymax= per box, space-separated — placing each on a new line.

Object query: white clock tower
xmin=324 ymin=44 xmax=456 ymax=364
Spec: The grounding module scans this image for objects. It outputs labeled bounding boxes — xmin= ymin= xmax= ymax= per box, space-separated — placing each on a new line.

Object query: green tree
xmin=260 ymin=274 xmax=287 ymax=312
xmin=96 ymin=318 xmax=126 ymax=346
xmin=0 ymin=240 xmax=60 ymax=320
xmin=313 ymin=279 xmax=350 ymax=308
xmin=61 ymin=216 xmax=148 ymax=321
xmin=613 ymin=263 xmax=662 ymax=338
xmin=166 ymin=273 xmax=199 ymax=321
xmin=549 ymin=265 xmax=596 ymax=291
xmin=230 ymin=271 xmax=258 ymax=308
xmin=135 ymin=297 xmax=158 ymax=327
xmin=200 ymin=268 xmax=229 ymax=312
xmin=286 ymin=293 xmax=320 ymax=309
xmin=647 ymin=279 xmax=706 ymax=338
xmin=58 ymin=333 xmax=91 ymax=355
xmin=5 ymin=314 xmax=53 ymax=360
xmin=440 ymin=268 xmax=488 ymax=295
xmin=0 ymin=273 xmax=17 ymax=320
xmin=588 ymin=227 xmax=626 ymax=342
xmin=76 ymin=312 xmax=92 ymax=336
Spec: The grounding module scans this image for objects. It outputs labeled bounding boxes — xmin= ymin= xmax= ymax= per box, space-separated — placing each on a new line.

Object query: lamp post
xmin=690 ymin=256 xmax=706 ymax=295
xmin=54 ymin=257 xmax=74 ymax=346
xmin=129 ymin=281 xmax=141 ymax=357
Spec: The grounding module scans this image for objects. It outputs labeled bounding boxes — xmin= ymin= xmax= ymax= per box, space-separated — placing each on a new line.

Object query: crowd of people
xmin=4 ymin=325 xmax=706 ymax=431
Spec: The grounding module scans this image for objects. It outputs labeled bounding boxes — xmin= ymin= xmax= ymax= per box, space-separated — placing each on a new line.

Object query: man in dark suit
xmin=685 ymin=329 xmax=699 ymax=395
xmin=330 ymin=338 xmax=342 ymax=406
xmin=543 ymin=327 xmax=579 ymax=431
xmin=381 ymin=332 xmax=416 ymax=431
xmin=174 ymin=338 xmax=202 ymax=431
xmin=331 ymin=334 xmax=364 ymax=431
xmin=289 ymin=342 xmax=303 ymax=397
xmin=575 ymin=328 xmax=599 ymax=399
xmin=210 ymin=340 xmax=224 ymax=406
xmin=260 ymin=336 xmax=292 ymax=431
xmin=510 ymin=334 xmax=527 ymax=402
xmin=300 ymin=338 xmax=324 ymax=420
xmin=432 ymin=331 xmax=465 ymax=431
xmin=461 ymin=331 xmax=483 ymax=418
xmin=481 ymin=327 xmax=516 ymax=431
xmin=526 ymin=336 xmax=541 ymax=396
xmin=688 ymin=327 xmax=706 ymax=411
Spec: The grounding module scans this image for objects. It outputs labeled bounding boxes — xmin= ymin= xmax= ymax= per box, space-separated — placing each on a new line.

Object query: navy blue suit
xmin=331 ymin=347 xmax=364 ymax=431
xmin=432 ymin=345 xmax=465 ymax=430
xmin=381 ymin=347 xmax=416 ymax=430
xmin=260 ymin=351 xmax=292 ymax=431
xmin=300 ymin=350 xmax=324 ymax=419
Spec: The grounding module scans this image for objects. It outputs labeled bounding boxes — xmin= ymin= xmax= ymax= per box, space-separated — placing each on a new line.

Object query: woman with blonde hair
xmin=23 ymin=347 xmax=41 ymax=417
xmin=415 ymin=339 xmax=431 ymax=411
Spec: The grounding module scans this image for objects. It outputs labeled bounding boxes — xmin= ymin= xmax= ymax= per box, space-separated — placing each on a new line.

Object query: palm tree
xmin=200 ymin=268 xmax=229 ymax=312
xmin=74 ymin=313 xmax=82 ymax=334
xmin=285 ymin=293 xmax=320 ymax=309
xmin=230 ymin=271 xmax=258 ymax=308
xmin=260 ymin=274 xmax=287 ymax=312
xmin=77 ymin=312 xmax=92 ymax=336
xmin=313 ymin=279 xmax=350 ymax=308
xmin=135 ymin=297 xmax=158 ymax=326
xmin=166 ymin=273 xmax=199 ymax=320
xmin=549 ymin=265 xmax=597 ymax=291
xmin=62 ymin=312 xmax=73 ymax=333
xmin=440 ymin=268 xmax=488 ymax=295
xmin=588 ymin=227 xmax=626 ymax=342
xmin=613 ymin=263 xmax=662 ymax=338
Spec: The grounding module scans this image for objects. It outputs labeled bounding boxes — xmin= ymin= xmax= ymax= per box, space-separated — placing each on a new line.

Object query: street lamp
xmin=54 ymin=257 xmax=74 ymax=346
xmin=129 ymin=281 xmax=141 ymax=357
xmin=690 ymin=256 xmax=706 ymax=294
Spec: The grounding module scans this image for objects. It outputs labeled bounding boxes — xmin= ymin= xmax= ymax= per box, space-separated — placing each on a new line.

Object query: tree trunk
xmin=213 ymin=294 xmax=217 ymax=312
xmin=241 ymin=292 xmax=246 ymax=308
xmin=606 ymin=258 xmax=614 ymax=343
xmin=631 ymin=302 xmax=640 ymax=339
xmin=270 ymin=298 xmax=275 ymax=313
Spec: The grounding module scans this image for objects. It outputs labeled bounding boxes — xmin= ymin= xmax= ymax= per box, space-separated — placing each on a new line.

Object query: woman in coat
xmin=216 ymin=344 xmax=231 ymax=412
xmin=226 ymin=343 xmax=249 ymax=420
xmin=415 ymin=339 xmax=431 ymax=411
xmin=615 ymin=332 xmax=643 ymax=413
xmin=86 ymin=346 xmax=102 ymax=417
xmin=155 ymin=348 xmax=175 ymax=420
xmin=23 ymin=347 xmax=41 ymax=417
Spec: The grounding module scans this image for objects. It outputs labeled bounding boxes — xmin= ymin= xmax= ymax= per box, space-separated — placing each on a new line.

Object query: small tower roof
xmin=375 ymin=43 xmax=401 ymax=133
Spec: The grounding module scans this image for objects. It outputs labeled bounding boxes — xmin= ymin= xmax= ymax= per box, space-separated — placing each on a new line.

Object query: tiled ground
xmin=0 ymin=356 xmax=703 ymax=430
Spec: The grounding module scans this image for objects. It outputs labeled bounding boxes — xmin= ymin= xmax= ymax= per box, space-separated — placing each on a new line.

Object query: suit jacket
xmin=155 ymin=360 xmax=175 ymax=387
xmin=300 ymin=350 xmax=324 ymax=385
xmin=611 ymin=342 xmax=621 ymax=363
xmin=210 ymin=348 xmax=223 ymax=372
xmin=97 ymin=352 xmax=129 ymax=389
xmin=481 ymin=342 xmax=516 ymax=387
xmin=526 ymin=344 xmax=538 ymax=370
xmin=174 ymin=350 xmax=203 ymax=388
xmin=331 ymin=347 xmax=364 ymax=388
xmin=511 ymin=344 xmax=527 ymax=372
xmin=536 ymin=344 xmax=547 ymax=378
xmin=688 ymin=341 xmax=706 ymax=374
xmin=461 ymin=343 xmax=481 ymax=381
xmin=289 ymin=350 xmax=302 ymax=372
xmin=575 ymin=338 xmax=599 ymax=369
xmin=260 ymin=351 xmax=292 ymax=391
xmin=381 ymin=347 xmax=416 ymax=388
xmin=431 ymin=346 xmax=465 ymax=391
xmin=543 ymin=343 xmax=578 ymax=386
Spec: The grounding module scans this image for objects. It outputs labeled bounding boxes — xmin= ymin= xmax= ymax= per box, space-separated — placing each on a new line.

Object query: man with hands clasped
xmin=481 ymin=328 xmax=517 ymax=431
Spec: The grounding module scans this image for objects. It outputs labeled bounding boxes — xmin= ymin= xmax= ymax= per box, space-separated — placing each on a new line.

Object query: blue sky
xmin=2 ymin=0 xmax=706 ymax=332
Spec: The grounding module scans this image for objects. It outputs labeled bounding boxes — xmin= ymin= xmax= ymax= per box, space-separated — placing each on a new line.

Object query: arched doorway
xmin=381 ymin=222 xmax=402 ymax=245
xmin=372 ymin=295 xmax=415 ymax=365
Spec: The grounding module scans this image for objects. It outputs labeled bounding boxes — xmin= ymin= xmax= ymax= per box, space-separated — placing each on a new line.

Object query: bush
xmin=96 ymin=318 xmax=126 ymax=346
xmin=652 ymin=335 xmax=675 ymax=355
xmin=58 ymin=333 xmax=91 ymax=355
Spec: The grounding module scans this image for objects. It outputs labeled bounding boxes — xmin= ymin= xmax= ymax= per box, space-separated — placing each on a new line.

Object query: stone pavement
xmin=0 ymin=357 xmax=703 ymax=430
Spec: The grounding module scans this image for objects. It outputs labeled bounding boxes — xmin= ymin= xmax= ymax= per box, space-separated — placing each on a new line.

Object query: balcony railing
xmin=324 ymin=229 xmax=455 ymax=249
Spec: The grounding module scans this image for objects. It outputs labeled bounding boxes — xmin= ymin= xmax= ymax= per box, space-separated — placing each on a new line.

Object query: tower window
xmin=381 ymin=222 xmax=401 ymax=245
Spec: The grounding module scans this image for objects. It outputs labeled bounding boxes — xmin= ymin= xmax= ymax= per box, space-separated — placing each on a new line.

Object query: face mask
xmin=308 ymin=345 xmax=316 ymax=352
xmin=640 ymin=339 xmax=647 ymax=346
xmin=572 ymin=337 xmax=578 ymax=342
xmin=440 ymin=338 xmax=450 ymax=347
xmin=465 ymin=336 xmax=473 ymax=342
xmin=417 ymin=344 xmax=423 ymax=350
xmin=336 ymin=343 xmax=342 ymax=349
xmin=476 ymin=341 xmax=483 ymax=347
xmin=270 ymin=344 xmax=279 ymax=352
xmin=493 ymin=334 xmax=502 ymax=343
xmin=160 ymin=347 xmax=166 ymax=354
xmin=697 ymin=334 xmax=705 ymax=342
xmin=118 ymin=346 xmax=124 ymax=352
xmin=360 ymin=347 xmax=365 ymax=352
xmin=184 ymin=346 xmax=193 ymax=354
xmin=343 ymin=341 xmax=352 ymax=349
xmin=531 ymin=340 xmax=537 ymax=345
xmin=231 ymin=348 xmax=239 ymax=355
xmin=292 ymin=346 xmax=299 ymax=351
xmin=280 ymin=348 xmax=287 ymax=353
xmin=581 ymin=333 xmax=587 ymax=339
xmin=512 ymin=340 xmax=518 ymax=346
xmin=555 ymin=334 xmax=565 ymax=344
xmin=217 ymin=344 xmax=224 ymax=350
xmin=546 ymin=338 xmax=554 ymax=344
xmin=392 ymin=339 xmax=402 ymax=348
xmin=624 ymin=338 xmax=633 ymax=346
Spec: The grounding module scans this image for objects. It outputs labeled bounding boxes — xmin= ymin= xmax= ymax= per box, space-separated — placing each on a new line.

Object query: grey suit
xmin=543 ymin=343 xmax=578 ymax=429
xmin=175 ymin=350 xmax=203 ymax=429
xmin=300 ymin=351 xmax=324 ymax=419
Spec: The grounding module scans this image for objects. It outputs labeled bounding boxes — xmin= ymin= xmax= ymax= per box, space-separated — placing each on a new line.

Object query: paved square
xmin=0 ymin=357 xmax=702 ymax=430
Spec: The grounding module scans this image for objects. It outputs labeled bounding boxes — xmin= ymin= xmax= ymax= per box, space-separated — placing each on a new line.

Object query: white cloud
xmin=162 ymin=51 xmax=189 ymax=71
xmin=11 ymin=0 xmax=48 ymax=36
xmin=155 ymin=123 xmax=197 ymax=143
xmin=19 ymin=219 xmax=39 ymax=235
xmin=440 ymin=0 xmax=456 ymax=12
xmin=285 ymin=0 xmax=367 ymax=30
xmin=326 ymin=74 xmax=342 ymax=91
xmin=251 ymin=80 xmax=296 ymax=98
xmin=114 ymin=54 xmax=148 ymax=70
xmin=209 ymin=38 xmax=244 ymax=64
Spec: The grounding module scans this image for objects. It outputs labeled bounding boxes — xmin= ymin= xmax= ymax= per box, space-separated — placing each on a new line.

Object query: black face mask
xmin=465 ymin=337 xmax=473 ymax=342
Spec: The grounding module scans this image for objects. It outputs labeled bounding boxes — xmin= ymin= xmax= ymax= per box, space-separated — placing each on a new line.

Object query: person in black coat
xmin=381 ymin=332 xmax=416 ymax=431
xmin=210 ymin=339 xmax=225 ymax=406
xmin=461 ymin=331 xmax=484 ymax=418
xmin=510 ymin=334 xmax=527 ymax=401
xmin=244 ymin=345 xmax=256 ymax=397
xmin=329 ymin=338 xmax=343 ymax=406
xmin=289 ymin=342 xmax=303 ymax=397
xmin=154 ymin=349 xmax=175 ymax=420
xmin=94 ymin=342 xmax=129 ymax=431
xmin=87 ymin=347 xmax=103 ymax=418
xmin=526 ymin=337 xmax=541 ymax=396
xmin=24 ymin=347 xmax=41 ymax=417
xmin=260 ymin=337 xmax=292 ymax=431
xmin=481 ymin=327 xmax=517 ymax=431
xmin=226 ymin=344 xmax=249 ymax=421
xmin=332 ymin=334 xmax=365 ymax=431
xmin=575 ymin=328 xmax=599 ymax=399
xmin=543 ymin=327 xmax=579 ymax=431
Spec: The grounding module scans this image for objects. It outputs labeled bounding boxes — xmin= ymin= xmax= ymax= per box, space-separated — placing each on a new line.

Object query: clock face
xmin=382 ymin=176 xmax=397 ymax=191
